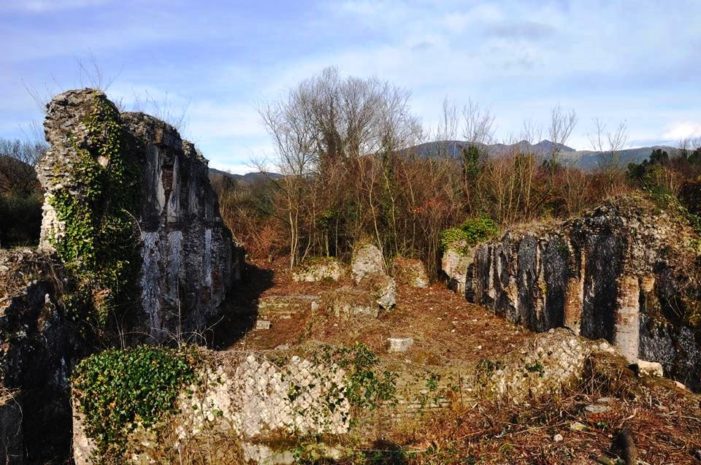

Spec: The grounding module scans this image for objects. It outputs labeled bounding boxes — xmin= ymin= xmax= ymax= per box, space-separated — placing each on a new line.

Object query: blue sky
xmin=1 ymin=0 xmax=700 ymax=173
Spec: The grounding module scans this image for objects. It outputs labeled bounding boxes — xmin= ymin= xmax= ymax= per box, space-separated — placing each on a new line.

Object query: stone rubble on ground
xmin=393 ymin=257 xmax=429 ymax=288
xmin=292 ymin=257 xmax=345 ymax=282
xmin=388 ymin=337 xmax=414 ymax=353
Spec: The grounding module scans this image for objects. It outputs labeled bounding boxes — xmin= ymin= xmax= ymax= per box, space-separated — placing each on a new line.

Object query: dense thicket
xmin=0 ymin=139 xmax=46 ymax=247
xmin=214 ymin=69 xmax=701 ymax=278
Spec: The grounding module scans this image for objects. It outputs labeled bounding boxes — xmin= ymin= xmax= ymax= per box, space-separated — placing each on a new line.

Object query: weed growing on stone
xmin=49 ymin=93 xmax=141 ymax=329
xmin=72 ymin=345 xmax=198 ymax=462
xmin=440 ymin=216 xmax=499 ymax=253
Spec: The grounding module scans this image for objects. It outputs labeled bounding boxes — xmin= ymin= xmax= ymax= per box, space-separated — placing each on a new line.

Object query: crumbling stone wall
xmin=72 ymin=330 xmax=601 ymax=464
xmin=72 ymin=352 xmax=351 ymax=465
xmin=0 ymin=249 xmax=77 ymax=463
xmin=463 ymin=197 xmax=701 ymax=390
xmin=37 ymin=89 xmax=241 ymax=341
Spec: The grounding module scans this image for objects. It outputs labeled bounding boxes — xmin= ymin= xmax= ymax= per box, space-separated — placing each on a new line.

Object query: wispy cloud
xmin=1 ymin=0 xmax=699 ymax=169
xmin=662 ymin=122 xmax=701 ymax=141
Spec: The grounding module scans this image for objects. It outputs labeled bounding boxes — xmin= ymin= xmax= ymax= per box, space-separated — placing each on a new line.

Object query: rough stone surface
xmin=393 ymin=257 xmax=429 ymax=288
xmin=0 ymin=249 xmax=76 ymax=463
xmin=635 ymin=360 xmax=664 ymax=378
xmin=482 ymin=329 xmax=591 ymax=403
xmin=328 ymin=286 xmax=379 ymax=318
xmin=351 ymin=242 xmax=385 ymax=283
xmin=37 ymin=89 xmax=242 ymax=341
xmin=441 ymin=246 xmax=473 ymax=294
xmin=292 ymin=257 xmax=345 ymax=282
xmin=388 ymin=337 xmax=414 ymax=353
xmin=464 ymin=197 xmax=701 ymax=391
xmin=0 ymin=391 xmax=23 ymax=464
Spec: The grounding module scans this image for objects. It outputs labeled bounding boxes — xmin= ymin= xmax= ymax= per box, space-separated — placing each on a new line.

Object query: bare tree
xmin=588 ymin=118 xmax=628 ymax=169
xmin=260 ymin=67 xmax=421 ymax=266
xmin=548 ymin=105 xmax=577 ymax=163
xmin=521 ymin=119 xmax=543 ymax=145
xmin=462 ymin=99 xmax=495 ymax=146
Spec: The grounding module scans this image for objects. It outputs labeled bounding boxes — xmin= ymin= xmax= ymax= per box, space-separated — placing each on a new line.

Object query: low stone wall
xmin=462 ymin=197 xmax=701 ymax=390
xmin=73 ymin=330 xmax=600 ymax=464
xmin=73 ymin=350 xmax=351 ymax=465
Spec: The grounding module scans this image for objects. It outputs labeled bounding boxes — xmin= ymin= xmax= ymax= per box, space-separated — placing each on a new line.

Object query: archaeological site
xmin=1 ymin=85 xmax=701 ymax=465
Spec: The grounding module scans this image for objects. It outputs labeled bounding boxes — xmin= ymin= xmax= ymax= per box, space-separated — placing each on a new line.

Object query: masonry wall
xmin=463 ymin=198 xmax=701 ymax=390
xmin=37 ymin=89 xmax=242 ymax=341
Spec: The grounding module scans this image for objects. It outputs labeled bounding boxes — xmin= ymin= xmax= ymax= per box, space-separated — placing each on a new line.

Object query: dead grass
xmin=215 ymin=258 xmax=701 ymax=465
xmin=226 ymin=258 xmax=530 ymax=369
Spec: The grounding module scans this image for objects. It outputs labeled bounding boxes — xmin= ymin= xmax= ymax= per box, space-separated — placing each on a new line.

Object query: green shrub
xmin=440 ymin=216 xmax=499 ymax=253
xmin=72 ymin=346 xmax=197 ymax=459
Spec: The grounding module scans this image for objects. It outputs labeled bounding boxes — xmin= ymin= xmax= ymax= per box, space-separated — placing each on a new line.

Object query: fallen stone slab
xmin=388 ymin=337 xmax=414 ymax=353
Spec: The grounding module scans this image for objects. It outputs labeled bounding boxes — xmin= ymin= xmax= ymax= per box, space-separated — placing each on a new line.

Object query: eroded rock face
xmin=351 ymin=242 xmax=385 ymax=283
xmin=37 ymin=89 xmax=242 ymax=341
xmin=393 ymin=257 xmax=429 ymax=288
xmin=465 ymin=197 xmax=701 ymax=390
xmin=0 ymin=249 xmax=76 ymax=463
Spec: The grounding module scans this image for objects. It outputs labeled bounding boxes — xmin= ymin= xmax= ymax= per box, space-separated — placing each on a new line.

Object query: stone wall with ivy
xmin=464 ymin=195 xmax=701 ymax=391
xmin=71 ymin=333 xmax=600 ymax=464
xmin=37 ymin=88 xmax=242 ymax=342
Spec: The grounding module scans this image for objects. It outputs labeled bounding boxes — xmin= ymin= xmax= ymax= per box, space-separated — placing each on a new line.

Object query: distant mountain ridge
xmin=211 ymin=140 xmax=678 ymax=179
xmin=409 ymin=139 xmax=678 ymax=170
xmin=208 ymin=168 xmax=282 ymax=185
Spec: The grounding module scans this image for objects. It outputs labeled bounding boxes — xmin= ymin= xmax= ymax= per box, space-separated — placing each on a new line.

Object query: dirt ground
xmin=214 ymin=259 xmax=701 ymax=465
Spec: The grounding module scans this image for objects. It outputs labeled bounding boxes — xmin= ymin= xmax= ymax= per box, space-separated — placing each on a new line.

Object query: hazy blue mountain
xmin=216 ymin=140 xmax=677 ymax=180
xmin=208 ymin=168 xmax=282 ymax=185
xmin=408 ymin=139 xmax=677 ymax=170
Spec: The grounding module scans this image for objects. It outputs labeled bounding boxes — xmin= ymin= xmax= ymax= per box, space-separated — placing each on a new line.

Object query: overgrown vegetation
xmin=72 ymin=345 xmax=197 ymax=461
xmin=311 ymin=343 xmax=398 ymax=412
xmin=48 ymin=94 xmax=141 ymax=328
xmin=0 ymin=139 xmax=46 ymax=247
xmin=213 ymin=68 xmax=701 ymax=279
xmin=439 ymin=217 xmax=499 ymax=253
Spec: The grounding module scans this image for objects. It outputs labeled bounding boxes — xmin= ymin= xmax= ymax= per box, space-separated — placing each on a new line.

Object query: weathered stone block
xmin=351 ymin=242 xmax=384 ymax=283
xmin=635 ymin=360 xmax=664 ymax=378
xmin=393 ymin=257 xmax=429 ymax=288
xmin=388 ymin=337 xmax=414 ymax=353
xmin=293 ymin=257 xmax=345 ymax=282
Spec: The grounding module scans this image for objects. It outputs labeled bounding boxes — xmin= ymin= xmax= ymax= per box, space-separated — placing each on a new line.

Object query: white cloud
xmin=662 ymin=122 xmax=701 ymax=141
xmin=209 ymin=161 xmax=262 ymax=175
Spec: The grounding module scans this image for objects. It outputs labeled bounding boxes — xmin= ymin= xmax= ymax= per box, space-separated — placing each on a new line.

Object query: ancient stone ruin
xmin=0 ymin=88 xmax=242 ymax=463
xmin=452 ymin=196 xmax=701 ymax=390
xmin=37 ymin=88 xmax=242 ymax=340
